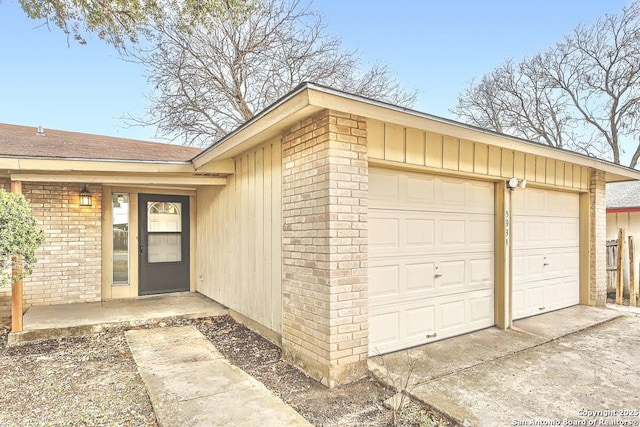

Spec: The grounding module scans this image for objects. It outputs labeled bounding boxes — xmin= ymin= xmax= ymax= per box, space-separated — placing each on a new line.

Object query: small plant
xmin=374 ymin=350 xmax=430 ymax=426
xmin=0 ymin=189 xmax=45 ymax=287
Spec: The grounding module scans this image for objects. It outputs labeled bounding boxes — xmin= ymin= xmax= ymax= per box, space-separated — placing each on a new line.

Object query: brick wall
xmin=589 ymin=169 xmax=607 ymax=306
xmin=0 ymin=181 xmax=102 ymax=316
xmin=281 ymin=109 xmax=368 ymax=387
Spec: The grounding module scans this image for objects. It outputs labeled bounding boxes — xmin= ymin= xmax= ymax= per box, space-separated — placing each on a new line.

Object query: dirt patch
xmin=0 ymin=316 xmax=458 ymax=426
xmin=0 ymin=322 xmax=156 ymax=427
xmin=193 ymin=316 xmax=457 ymax=427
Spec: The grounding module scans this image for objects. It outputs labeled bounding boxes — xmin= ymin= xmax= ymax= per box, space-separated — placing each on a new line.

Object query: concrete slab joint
xmin=280 ymin=109 xmax=369 ymax=387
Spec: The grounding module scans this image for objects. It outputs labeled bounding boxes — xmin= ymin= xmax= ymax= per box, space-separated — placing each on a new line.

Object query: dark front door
xmin=138 ymin=194 xmax=190 ymax=295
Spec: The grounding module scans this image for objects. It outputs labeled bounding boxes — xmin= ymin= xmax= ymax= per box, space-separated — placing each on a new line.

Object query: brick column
xmin=589 ymin=169 xmax=606 ymax=306
xmin=281 ymin=109 xmax=368 ymax=388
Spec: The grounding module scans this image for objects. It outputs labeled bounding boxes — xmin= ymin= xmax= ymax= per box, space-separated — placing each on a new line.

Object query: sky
xmin=0 ymin=0 xmax=631 ymax=142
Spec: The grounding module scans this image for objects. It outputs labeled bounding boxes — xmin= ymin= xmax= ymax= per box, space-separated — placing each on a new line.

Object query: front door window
xmin=147 ymin=202 xmax=182 ymax=263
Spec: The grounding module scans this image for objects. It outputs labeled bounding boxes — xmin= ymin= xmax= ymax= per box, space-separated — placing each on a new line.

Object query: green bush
xmin=0 ymin=189 xmax=45 ymax=287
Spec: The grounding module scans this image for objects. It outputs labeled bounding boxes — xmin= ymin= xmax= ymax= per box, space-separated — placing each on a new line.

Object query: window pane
xmin=148 ymin=233 xmax=182 ymax=263
xmin=148 ymin=202 xmax=182 ymax=232
xmin=112 ymin=193 xmax=129 ymax=285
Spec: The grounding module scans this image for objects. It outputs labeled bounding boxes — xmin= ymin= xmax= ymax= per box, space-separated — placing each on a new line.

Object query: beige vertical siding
xmin=196 ymin=138 xmax=283 ymax=334
xmin=367 ymin=119 xmax=590 ymax=190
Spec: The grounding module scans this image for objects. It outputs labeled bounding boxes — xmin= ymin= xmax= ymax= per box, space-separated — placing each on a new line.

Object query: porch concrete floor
xmin=8 ymin=292 xmax=227 ymax=346
xmin=370 ymin=306 xmax=638 ymax=426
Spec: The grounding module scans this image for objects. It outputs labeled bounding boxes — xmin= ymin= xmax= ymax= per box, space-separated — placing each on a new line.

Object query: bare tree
xmin=453 ymin=1 xmax=640 ymax=168
xmin=130 ymin=0 xmax=417 ymax=146
xmin=453 ymin=60 xmax=577 ymax=150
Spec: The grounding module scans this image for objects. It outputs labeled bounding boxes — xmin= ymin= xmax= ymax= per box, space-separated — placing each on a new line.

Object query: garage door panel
xmin=513 ymin=284 xmax=545 ymax=319
xmin=369 ymin=311 xmax=401 ymax=352
xmin=440 ymin=180 xmax=466 ymax=207
xmin=512 ymin=188 xmax=580 ymax=320
xmin=370 ymin=210 xmax=492 ymax=255
xmin=369 ymin=168 xmax=495 ymax=355
xmin=512 ymin=219 xmax=579 ymax=250
xmin=406 ymin=305 xmax=436 ymax=339
xmin=406 ymin=175 xmax=435 ymax=204
xmin=406 ymin=218 xmax=436 ymax=246
xmin=370 ymin=255 xmax=489 ymax=302
xmin=369 ymin=263 xmax=400 ymax=298
xmin=370 ymin=168 xmax=493 ymax=214
xmin=439 ymin=260 xmax=466 ymax=288
xmin=562 ymin=218 xmax=580 ymax=242
xmin=369 ymin=216 xmax=400 ymax=249
xmin=514 ymin=249 xmax=579 ymax=278
xmin=470 ymin=258 xmax=493 ymax=285
xmin=440 ymin=300 xmax=466 ymax=330
xmin=406 ymin=262 xmax=436 ymax=291
xmin=369 ymin=289 xmax=494 ymax=355
xmin=369 ymin=169 xmax=400 ymax=201
xmin=470 ymin=185 xmax=494 ymax=210
xmin=469 ymin=293 xmax=494 ymax=324
xmin=441 ymin=219 xmax=466 ymax=245
xmin=470 ymin=219 xmax=493 ymax=245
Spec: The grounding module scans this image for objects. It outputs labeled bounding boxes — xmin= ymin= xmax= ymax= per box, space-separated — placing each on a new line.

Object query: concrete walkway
xmin=9 ymin=292 xmax=227 ymax=345
xmin=370 ymin=306 xmax=635 ymax=426
xmin=126 ymin=326 xmax=310 ymax=427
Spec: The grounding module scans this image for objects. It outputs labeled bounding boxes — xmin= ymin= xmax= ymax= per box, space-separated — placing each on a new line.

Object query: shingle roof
xmin=0 ymin=123 xmax=201 ymax=162
xmin=606 ymin=181 xmax=640 ymax=209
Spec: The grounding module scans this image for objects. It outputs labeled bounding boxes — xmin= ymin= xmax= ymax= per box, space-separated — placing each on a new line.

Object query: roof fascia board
xmin=4 ymin=158 xmax=196 ymax=174
xmin=306 ymin=86 xmax=640 ymax=182
xmin=193 ymin=88 xmax=312 ymax=168
xmin=607 ymin=207 xmax=640 ymax=213
xmin=10 ymin=173 xmax=226 ymax=186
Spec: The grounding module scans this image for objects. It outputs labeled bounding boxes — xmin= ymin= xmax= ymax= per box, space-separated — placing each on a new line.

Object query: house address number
xmin=505 ymin=210 xmax=510 ymax=246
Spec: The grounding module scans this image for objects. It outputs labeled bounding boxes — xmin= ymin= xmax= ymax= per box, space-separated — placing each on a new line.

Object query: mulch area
xmin=0 ymin=316 xmax=457 ymax=426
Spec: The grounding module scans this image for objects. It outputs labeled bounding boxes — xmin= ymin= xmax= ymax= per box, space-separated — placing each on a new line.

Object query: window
xmin=112 ymin=193 xmax=129 ymax=285
xmin=147 ymin=201 xmax=182 ymax=263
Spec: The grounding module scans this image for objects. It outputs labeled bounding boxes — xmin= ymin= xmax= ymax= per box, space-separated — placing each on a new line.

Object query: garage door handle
xmin=434 ymin=274 xmax=442 ymax=278
xmin=539 ymin=306 xmax=546 ymax=311
xmin=543 ymin=262 xmax=549 ymax=266
xmin=426 ymin=333 xmax=437 ymax=338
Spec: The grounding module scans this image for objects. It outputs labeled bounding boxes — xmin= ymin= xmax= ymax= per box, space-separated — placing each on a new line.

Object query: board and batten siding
xmin=367 ymin=119 xmax=590 ymax=191
xmin=196 ymin=138 xmax=283 ymax=334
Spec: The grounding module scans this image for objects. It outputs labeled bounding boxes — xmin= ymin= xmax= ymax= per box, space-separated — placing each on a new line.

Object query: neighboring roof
xmin=0 ymin=123 xmax=201 ymax=162
xmin=607 ymin=181 xmax=640 ymax=209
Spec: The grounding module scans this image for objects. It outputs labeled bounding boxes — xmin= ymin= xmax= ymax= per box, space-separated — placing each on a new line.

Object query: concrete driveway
xmin=370 ymin=306 xmax=640 ymax=426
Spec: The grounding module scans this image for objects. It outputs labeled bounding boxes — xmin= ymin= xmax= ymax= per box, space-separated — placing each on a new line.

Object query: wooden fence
xmin=606 ymin=228 xmax=638 ymax=306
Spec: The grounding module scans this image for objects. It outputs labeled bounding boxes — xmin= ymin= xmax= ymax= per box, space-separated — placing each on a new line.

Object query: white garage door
xmin=512 ymin=188 xmax=580 ymax=320
xmin=368 ymin=168 xmax=495 ymax=355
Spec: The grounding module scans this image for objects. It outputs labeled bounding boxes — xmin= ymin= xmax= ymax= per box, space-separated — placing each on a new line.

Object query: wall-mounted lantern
xmin=79 ymin=185 xmax=92 ymax=207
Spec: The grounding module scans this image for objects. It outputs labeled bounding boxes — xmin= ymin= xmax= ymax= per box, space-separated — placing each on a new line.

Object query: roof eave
xmin=194 ymin=82 xmax=640 ymax=182
xmin=192 ymin=84 xmax=314 ymax=168
xmin=0 ymin=155 xmax=196 ymax=174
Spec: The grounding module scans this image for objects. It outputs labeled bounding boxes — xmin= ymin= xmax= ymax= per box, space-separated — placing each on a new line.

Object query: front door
xmin=138 ymin=194 xmax=190 ymax=295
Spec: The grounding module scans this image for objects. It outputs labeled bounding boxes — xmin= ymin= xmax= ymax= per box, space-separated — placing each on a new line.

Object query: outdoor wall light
xmin=506 ymin=178 xmax=527 ymax=191
xmin=79 ymin=185 xmax=92 ymax=207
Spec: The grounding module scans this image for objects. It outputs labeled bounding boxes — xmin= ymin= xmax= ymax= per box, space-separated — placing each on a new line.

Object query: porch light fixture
xmin=79 ymin=185 xmax=92 ymax=206
xmin=506 ymin=178 xmax=519 ymax=190
xmin=506 ymin=178 xmax=527 ymax=191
